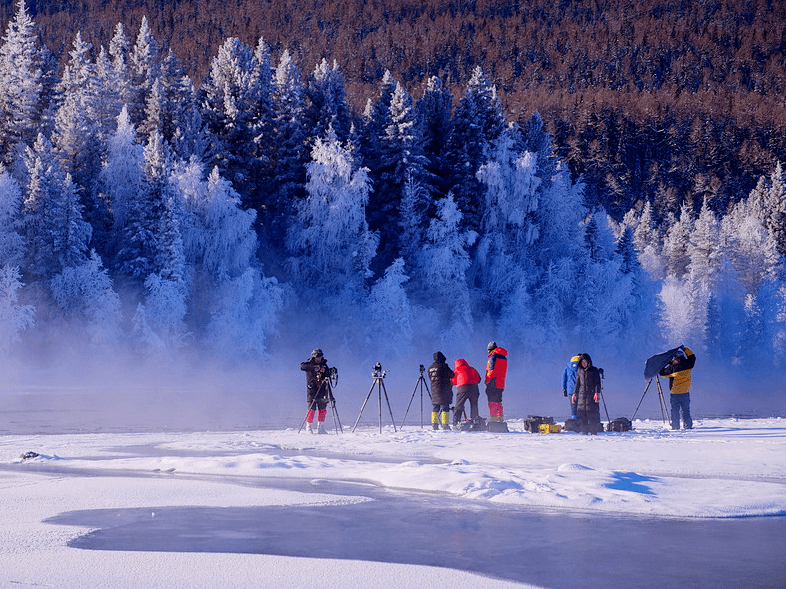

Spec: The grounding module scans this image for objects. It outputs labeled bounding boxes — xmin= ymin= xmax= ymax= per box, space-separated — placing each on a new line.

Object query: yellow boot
xmin=431 ymin=411 xmax=439 ymax=430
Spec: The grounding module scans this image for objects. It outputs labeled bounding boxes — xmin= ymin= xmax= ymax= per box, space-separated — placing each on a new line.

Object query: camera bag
xmin=607 ymin=417 xmax=633 ymax=432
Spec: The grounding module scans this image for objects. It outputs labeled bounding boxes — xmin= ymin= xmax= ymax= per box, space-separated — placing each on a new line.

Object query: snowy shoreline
xmin=2 ymin=417 xmax=785 ymax=588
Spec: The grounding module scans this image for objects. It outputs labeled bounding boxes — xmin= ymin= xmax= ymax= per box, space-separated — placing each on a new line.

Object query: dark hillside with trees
xmin=3 ymin=0 xmax=786 ymax=218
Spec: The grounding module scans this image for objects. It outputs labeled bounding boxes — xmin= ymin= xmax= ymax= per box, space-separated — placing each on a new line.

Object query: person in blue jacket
xmin=561 ymin=353 xmax=582 ymax=419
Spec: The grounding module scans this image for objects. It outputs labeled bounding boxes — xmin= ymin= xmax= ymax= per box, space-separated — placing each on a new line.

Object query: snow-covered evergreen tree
xmin=0 ymin=0 xmax=43 ymax=162
xmin=269 ymin=49 xmax=308 ymax=246
xmin=415 ymin=76 xmax=453 ymax=202
xmin=443 ymin=66 xmax=506 ymax=232
xmin=198 ymin=36 xmax=271 ymax=206
xmin=415 ymin=192 xmax=477 ymax=342
xmin=305 ymin=58 xmax=353 ymax=143
xmin=662 ymin=203 xmax=694 ymax=279
xmin=475 ymin=125 xmax=540 ymax=308
xmin=0 ymin=165 xmax=25 ymax=267
xmin=22 ymin=134 xmax=91 ymax=280
xmin=52 ymin=32 xmax=105 ymax=238
xmin=287 ymin=127 xmax=377 ymax=301
xmin=365 ymin=257 xmax=414 ymax=356
xmin=50 ymin=250 xmax=122 ymax=344
xmin=0 ymin=264 xmax=34 ymax=354
xmin=127 ymin=16 xmax=159 ymax=126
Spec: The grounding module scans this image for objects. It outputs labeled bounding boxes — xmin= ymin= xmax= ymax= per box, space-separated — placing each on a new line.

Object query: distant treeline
xmin=5 ymin=0 xmax=786 ymax=219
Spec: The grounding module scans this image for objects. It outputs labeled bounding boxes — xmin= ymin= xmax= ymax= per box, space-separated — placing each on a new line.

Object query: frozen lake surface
xmin=48 ymin=476 xmax=786 ymax=589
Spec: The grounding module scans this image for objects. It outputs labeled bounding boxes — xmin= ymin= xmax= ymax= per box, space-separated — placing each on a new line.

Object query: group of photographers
xmin=301 ymin=342 xmax=696 ymax=434
xmin=561 ymin=345 xmax=696 ymax=433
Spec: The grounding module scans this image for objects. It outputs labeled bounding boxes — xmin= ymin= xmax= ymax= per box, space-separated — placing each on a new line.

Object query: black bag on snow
xmin=563 ymin=418 xmax=581 ymax=432
xmin=607 ymin=417 xmax=633 ymax=432
xmin=487 ymin=420 xmax=510 ymax=433
xmin=524 ymin=415 xmax=554 ymax=433
xmin=458 ymin=416 xmax=488 ymax=431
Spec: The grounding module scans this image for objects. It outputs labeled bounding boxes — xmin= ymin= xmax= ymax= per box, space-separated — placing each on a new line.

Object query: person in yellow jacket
xmin=659 ymin=345 xmax=696 ymax=430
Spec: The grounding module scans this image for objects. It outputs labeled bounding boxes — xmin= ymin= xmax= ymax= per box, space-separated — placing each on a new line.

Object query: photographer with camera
xmin=300 ymin=348 xmax=337 ymax=434
xmin=659 ymin=345 xmax=696 ymax=430
xmin=428 ymin=351 xmax=455 ymax=430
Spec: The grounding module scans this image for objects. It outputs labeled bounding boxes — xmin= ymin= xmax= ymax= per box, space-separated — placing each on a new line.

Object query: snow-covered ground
xmin=1 ymin=416 xmax=785 ymax=588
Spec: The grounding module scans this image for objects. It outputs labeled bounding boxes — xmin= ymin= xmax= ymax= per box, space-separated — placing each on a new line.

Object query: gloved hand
xmin=562 ymin=389 xmax=567 ymax=397
xmin=594 ymin=393 xmax=600 ymax=403
xmin=571 ymin=394 xmax=577 ymax=404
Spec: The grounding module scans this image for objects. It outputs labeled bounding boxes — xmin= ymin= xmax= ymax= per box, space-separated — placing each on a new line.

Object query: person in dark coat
xmin=428 ymin=351 xmax=455 ymax=430
xmin=572 ymin=353 xmax=603 ymax=434
xmin=451 ymin=358 xmax=481 ymax=427
xmin=300 ymin=348 xmax=335 ymax=433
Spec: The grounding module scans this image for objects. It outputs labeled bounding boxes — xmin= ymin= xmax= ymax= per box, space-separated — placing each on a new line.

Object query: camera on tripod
xmin=372 ymin=362 xmax=387 ymax=378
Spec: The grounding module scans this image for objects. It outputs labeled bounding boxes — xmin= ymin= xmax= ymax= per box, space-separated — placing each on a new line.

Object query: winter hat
xmin=434 ymin=351 xmax=446 ymax=363
xmin=487 ymin=341 xmax=497 ymax=352
xmin=311 ymin=348 xmax=323 ymax=358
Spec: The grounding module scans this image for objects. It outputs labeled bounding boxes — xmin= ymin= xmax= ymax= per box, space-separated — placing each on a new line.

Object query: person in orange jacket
xmin=485 ymin=341 xmax=508 ymax=424
xmin=452 ymin=358 xmax=481 ymax=427
xmin=659 ymin=345 xmax=696 ymax=430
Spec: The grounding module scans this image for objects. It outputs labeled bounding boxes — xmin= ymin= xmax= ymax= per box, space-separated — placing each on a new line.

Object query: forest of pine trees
xmin=0 ymin=0 xmax=784 ymax=369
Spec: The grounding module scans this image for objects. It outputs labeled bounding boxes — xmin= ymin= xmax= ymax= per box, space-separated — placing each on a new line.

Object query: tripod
xmin=352 ymin=363 xmax=397 ymax=433
xmin=298 ymin=372 xmax=343 ymax=434
xmin=400 ymin=365 xmax=432 ymax=428
xmin=598 ymin=368 xmax=611 ymax=426
xmin=631 ymin=376 xmax=670 ymax=424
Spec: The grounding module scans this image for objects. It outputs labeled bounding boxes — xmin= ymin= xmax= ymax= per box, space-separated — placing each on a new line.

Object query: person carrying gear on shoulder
xmin=572 ymin=353 xmax=603 ymax=435
xmin=659 ymin=345 xmax=696 ymax=430
xmin=428 ymin=351 xmax=455 ymax=430
xmin=300 ymin=348 xmax=335 ymax=434
xmin=451 ymin=358 xmax=481 ymax=428
xmin=485 ymin=341 xmax=508 ymax=431
xmin=562 ymin=353 xmax=582 ymax=419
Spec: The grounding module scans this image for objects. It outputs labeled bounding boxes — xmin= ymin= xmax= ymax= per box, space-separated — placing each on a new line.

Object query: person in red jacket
xmin=451 ymin=358 xmax=481 ymax=427
xmin=485 ymin=341 xmax=508 ymax=424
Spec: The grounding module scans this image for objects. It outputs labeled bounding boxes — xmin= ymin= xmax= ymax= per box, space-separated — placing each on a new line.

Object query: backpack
xmin=524 ymin=415 xmax=554 ymax=433
xmin=607 ymin=417 xmax=633 ymax=432
xmin=563 ymin=418 xmax=581 ymax=432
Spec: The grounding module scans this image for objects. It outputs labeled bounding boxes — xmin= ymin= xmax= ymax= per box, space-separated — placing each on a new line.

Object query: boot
xmin=441 ymin=411 xmax=451 ymax=430
xmin=432 ymin=411 xmax=440 ymax=430
xmin=317 ymin=421 xmax=327 ymax=434
xmin=305 ymin=421 xmax=315 ymax=434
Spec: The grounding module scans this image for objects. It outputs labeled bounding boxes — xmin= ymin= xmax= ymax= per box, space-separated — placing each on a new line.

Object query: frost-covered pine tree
xmin=415 ymin=76 xmax=453 ymax=201
xmin=0 ymin=165 xmax=25 ymax=267
xmin=305 ymin=58 xmax=352 ymax=143
xmin=662 ymin=203 xmax=694 ymax=279
xmin=444 ymin=66 xmax=506 ymax=232
xmin=22 ymin=134 xmax=91 ymax=280
xmin=174 ymin=162 xmax=282 ymax=356
xmin=476 ymin=124 xmax=540 ymax=307
xmin=535 ymin=160 xmax=586 ymax=265
xmin=287 ymin=126 xmax=377 ymax=302
xmin=0 ymin=0 xmax=43 ymax=161
xmin=50 ymin=250 xmax=122 ymax=344
xmin=365 ymin=258 xmax=414 ymax=356
xmin=198 ymin=36 xmax=271 ymax=205
xmin=176 ymin=164 xmax=257 ymax=279
xmin=52 ymin=32 xmax=105 ymax=235
xmin=755 ymin=162 xmax=786 ymax=258
xmin=721 ymin=187 xmax=780 ymax=295
xmin=100 ymin=107 xmax=144 ymax=263
xmin=127 ymin=16 xmax=159 ymax=126
xmin=367 ymin=78 xmax=430 ymax=274
xmin=689 ymin=198 xmax=722 ymax=294
xmin=0 ymin=264 xmax=34 ymax=354
xmin=415 ymin=193 xmax=477 ymax=341
xmin=270 ymin=49 xmax=308 ymax=243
